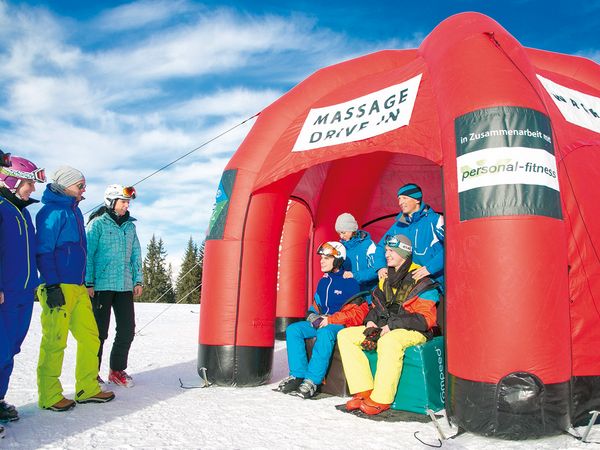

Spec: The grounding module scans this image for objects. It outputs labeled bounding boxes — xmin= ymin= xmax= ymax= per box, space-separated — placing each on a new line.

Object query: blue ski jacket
xmin=309 ymin=269 xmax=360 ymax=315
xmin=340 ymin=229 xmax=377 ymax=293
xmin=0 ymin=196 xmax=38 ymax=295
xmin=36 ymin=185 xmax=87 ymax=286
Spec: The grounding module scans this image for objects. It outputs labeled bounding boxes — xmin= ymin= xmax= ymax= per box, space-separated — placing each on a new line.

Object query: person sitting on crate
xmin=337 ymin=234 xmax=440 ymax=415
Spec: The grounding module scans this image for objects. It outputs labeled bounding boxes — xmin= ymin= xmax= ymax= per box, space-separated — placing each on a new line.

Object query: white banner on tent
xmin=292 ymin=74 xmax=422 ymax=152
xmin=538 ymin=75 xmax=600 ymax=134
xmin=457 ymin=146 xmax=560 ymax=193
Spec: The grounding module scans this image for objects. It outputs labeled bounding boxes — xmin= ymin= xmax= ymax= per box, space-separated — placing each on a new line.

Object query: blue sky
xmin=1 ymin=0 xmax=599 ymax=274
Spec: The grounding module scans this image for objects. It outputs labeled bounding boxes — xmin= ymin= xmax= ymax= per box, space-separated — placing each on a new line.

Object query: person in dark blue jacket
xmin=373 ymin=183 xmax=445 ymax=287
xmin=276 ymin=242 xmax=365 ymax=399
xmin=0 ymin=155 xmax=46 ymax=423
xmin=36 ymin=166 xmax=115 ymax=412
xmin=335 ymin=213 xmax=378 ymax=293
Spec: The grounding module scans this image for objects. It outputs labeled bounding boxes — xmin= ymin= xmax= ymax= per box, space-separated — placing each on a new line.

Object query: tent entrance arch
xmin=273 ymin=151 xmax=444 ymax=339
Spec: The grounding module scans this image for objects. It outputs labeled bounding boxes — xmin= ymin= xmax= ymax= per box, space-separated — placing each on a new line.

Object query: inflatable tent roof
xmin=199 ymin=12 xmax=600 ymax=439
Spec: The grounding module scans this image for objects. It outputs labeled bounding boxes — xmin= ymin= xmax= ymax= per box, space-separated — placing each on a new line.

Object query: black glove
xmin=45 ymin=284 xmax=65 ymax=309
xmin=361 ymin=327 xmax=382 ymax=351
xmin=311 ymin=316 xmax=325 ymax=329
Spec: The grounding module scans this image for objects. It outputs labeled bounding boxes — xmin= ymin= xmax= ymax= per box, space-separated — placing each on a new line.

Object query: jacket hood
xmin=343 ymin=229 xmax=371 ymax=249
xmin=41 ymin=184 xmax=78 ymax=207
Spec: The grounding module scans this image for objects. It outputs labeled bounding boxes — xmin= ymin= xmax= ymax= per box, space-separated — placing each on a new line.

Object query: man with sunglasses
xmin=36 ymin=166 xmax=115 ymax=411
xmin=276 ymin=242 xmax=367 ymax=399
xmin=86 ymin=184 xmax=142 ymax=388
xmin=374 ymin=183 xmax=445 ymax=287
xmin=337 ymin=234 xmax=440 ymax=415
xmin=0 ymin=156 xmax=46 ymax=425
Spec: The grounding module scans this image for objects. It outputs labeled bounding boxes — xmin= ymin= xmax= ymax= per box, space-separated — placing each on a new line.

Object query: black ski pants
xmin=92 ymin=290 xmax=135 ymax=371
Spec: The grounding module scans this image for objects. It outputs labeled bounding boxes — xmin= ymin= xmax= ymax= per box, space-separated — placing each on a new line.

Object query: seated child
xmin=276 ymin=241 xmax=369 ymax=399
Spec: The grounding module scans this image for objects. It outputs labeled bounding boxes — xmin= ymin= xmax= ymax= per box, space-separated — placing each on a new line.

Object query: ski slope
xmin=1 ymin=303 xmax=596 ymax=449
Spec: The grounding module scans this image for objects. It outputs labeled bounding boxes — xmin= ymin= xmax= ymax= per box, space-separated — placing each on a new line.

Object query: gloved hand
xmin=361 ymin=326 xmax=382 ymax=351
xmin=45 ymin=284 xmax=65 ymax=309
xmin=311 ymin=316 xmax=325 ymax=329
xmin=306 ymin=312 xmax=319 ymax=324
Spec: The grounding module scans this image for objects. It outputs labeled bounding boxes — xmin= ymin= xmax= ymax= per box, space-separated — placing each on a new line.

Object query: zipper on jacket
xmin=14 ymin=216 xmax=22 ymax=235
xmin=324 ymin=275 xmax=333 ymax=314
xmin=9 ymin=201 xmax=31 ymax=289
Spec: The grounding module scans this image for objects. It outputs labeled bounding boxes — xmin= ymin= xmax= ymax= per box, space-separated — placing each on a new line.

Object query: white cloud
xmin=89 ymin=10 xmax=387 ymax=83
xmin=0 ymin=4 xmax=80 ymax=79
xmin=168 ymin=88 xmax=281 ymax=119
xmin=94 ymin=0 xmax=194 ymax=32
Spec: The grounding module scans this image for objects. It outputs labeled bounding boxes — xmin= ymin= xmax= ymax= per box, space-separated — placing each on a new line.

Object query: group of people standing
xmin=0 ymin=151 xmax=143 ymax=437
xmin=277 ymin=182 xmax=444 ymax=416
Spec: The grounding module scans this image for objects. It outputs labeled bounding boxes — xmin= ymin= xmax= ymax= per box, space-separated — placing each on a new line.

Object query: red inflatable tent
xmin=199 ymin=12 xmax=600 ymax=438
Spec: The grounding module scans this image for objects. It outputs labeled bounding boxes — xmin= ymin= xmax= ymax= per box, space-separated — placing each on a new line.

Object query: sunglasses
xmin=76 ymin=182 xmax=86 ymax=190
xmin=317 ymin=242 xmax=341 ymax=258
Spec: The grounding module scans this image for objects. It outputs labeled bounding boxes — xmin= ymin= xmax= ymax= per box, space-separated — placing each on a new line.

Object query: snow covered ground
xmin=1 ymin=302 xmax=597 ymax=449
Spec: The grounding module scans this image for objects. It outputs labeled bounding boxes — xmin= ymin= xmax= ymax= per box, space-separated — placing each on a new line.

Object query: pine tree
xmin=165 ymin=262 xmax=175 ymax=303
xmin=175 ymin=237 xmax=202 ymax=304
xmin=139 ymin=235 xmax=175 ymax=303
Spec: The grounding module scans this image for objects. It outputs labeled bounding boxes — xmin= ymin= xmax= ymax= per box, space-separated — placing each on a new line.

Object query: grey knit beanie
xmin=52 ymin=166 xmax=85 ymax=189
xmin=335 ymin=213 xmax=358 ymax=233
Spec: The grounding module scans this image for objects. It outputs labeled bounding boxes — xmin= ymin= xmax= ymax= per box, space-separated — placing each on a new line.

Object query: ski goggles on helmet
xmin=122 ymin=186 xmax=136 ymax=199
xmin=0 ymin=166 xmax=46 ymax=183
xmin=317 ymin=242 xmax=342 ymax=258
xmin=0 ymin=150 xmax=11 ymax=168
xmin=384 ymin=234 xmax=412 ymax=253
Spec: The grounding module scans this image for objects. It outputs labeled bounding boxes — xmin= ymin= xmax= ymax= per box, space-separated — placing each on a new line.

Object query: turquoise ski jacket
xmin=85 ymin=212 xmax=143 ymax=292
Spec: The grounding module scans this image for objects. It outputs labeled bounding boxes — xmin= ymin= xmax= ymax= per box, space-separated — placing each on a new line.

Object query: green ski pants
xmin=37 ymin=283 xmax=102 ymax=408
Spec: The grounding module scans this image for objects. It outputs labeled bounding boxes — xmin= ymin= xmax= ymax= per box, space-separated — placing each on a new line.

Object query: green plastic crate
xmin=364 ymin=336 xmax=445 ymax=414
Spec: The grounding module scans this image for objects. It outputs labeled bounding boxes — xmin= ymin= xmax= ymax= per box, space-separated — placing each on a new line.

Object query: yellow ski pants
xmin=337 ymin=326 xmax=426 ymax=404
xmin=37 ymin=284 xmax=102 ymax=408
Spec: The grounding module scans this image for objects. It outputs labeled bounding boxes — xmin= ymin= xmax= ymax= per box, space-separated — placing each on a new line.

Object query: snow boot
xmin=76 ymin=391 xmax=115 ymax=404
xmin=0 ymin=400 xmax=19 ymax=422
xmin=359 ymin=397 xmax=390 ymax=415
xmin=345 ymin=390 xmax=372 ymax=411
xmin=45 ymin=397 xmax=76 ymax=412
xmin=276 ymin=376 xmax=304 ymax=394
xmin=108 ymin=370 xmax=134 ymax=388
xmin=291 ymin=379 xmax=318 ymax=399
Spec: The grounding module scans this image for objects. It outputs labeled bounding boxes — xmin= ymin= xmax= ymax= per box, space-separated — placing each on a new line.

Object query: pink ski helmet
xmin=0 ymin=156 xmax=46 ymax=192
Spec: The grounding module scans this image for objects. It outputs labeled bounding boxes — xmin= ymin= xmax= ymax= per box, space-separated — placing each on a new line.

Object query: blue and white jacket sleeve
xmin=353 ymin=241 xmax=378 ymax=284
xmin=36 ymin=209 xmax=63 ymax=286
xmin=425 ymin=214 xmax=445 ymax=275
